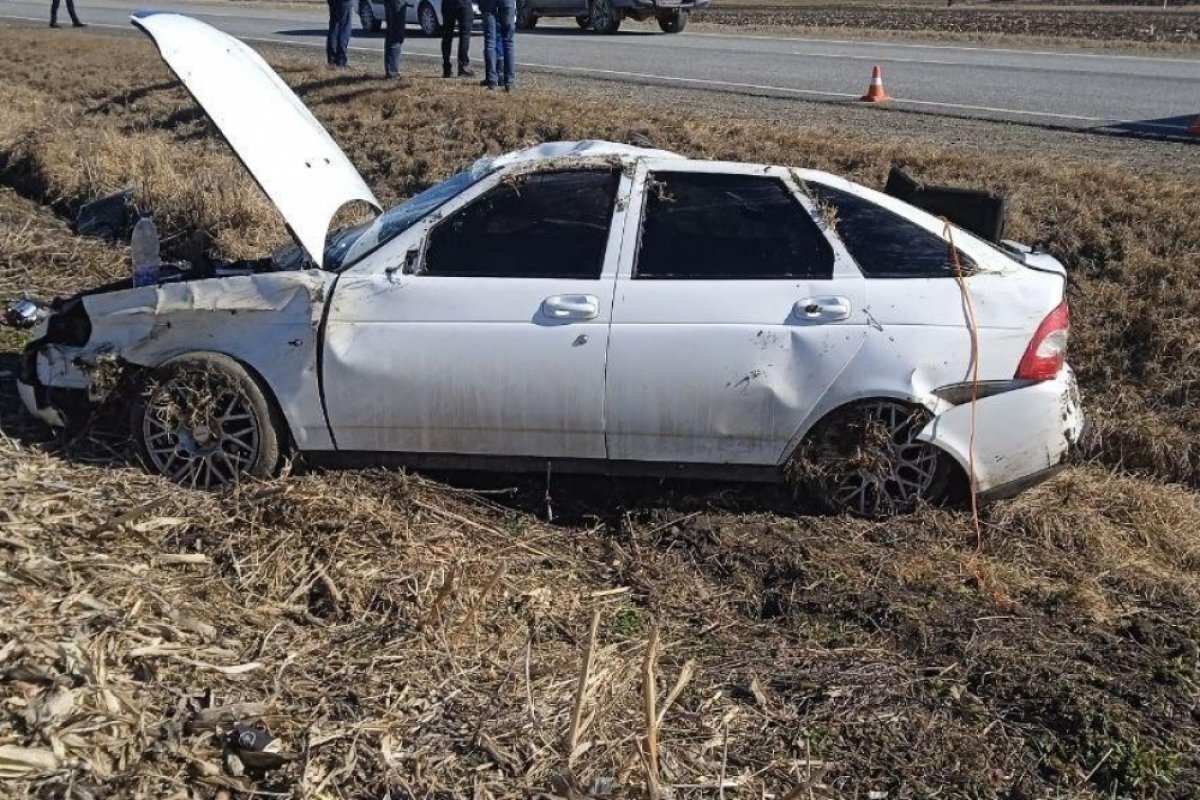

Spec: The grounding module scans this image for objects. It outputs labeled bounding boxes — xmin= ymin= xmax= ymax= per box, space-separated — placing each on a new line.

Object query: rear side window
xmin=806 ymin=183 xmax=973 ymax=278
xmin=635 ymin=172 xmax=834 ymax=280
xmin=423 ymin=169 xmax=619 ymax=279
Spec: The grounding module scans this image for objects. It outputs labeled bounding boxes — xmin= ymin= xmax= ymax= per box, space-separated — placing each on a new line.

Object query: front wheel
xmin=516 ymin=0 xmax=539 ymax=30
xmin=417 ymin=1 xmax=441 ymax=35
xmin=791 ymin=400 xmax=950 ymax=517
xmin=657 ymin=9 xmax=687 ymax=32
xmin=590 ymin=0 xmax=621 ymax=34
xmin=133 ymin=353 xmax=284 ymax=490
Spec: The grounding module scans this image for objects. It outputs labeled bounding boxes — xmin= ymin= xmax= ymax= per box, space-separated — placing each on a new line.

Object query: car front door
xmin=604 ymin=161 xmax=869 ymax=465
xmin=322 ymin=166 xmax=631 ymax=458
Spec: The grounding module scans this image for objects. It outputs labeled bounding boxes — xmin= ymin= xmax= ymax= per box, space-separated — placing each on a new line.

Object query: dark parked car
xmin=516 ymin=0 xmax=707 ymax=34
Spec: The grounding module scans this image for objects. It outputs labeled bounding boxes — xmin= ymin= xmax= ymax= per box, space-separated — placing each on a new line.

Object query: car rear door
xmin=604 ymin=160 xmax=869 ymax=465
xmin=322 ymin=166 xmax=632 ymax=458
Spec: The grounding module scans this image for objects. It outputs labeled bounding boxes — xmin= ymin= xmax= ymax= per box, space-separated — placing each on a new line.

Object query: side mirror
xmin=404 ymin=247 xmax=421 ymax=274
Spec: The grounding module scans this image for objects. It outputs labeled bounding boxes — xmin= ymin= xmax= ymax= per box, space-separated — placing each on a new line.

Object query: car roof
xmin=472 ymin=140 xmax=684 ymax=174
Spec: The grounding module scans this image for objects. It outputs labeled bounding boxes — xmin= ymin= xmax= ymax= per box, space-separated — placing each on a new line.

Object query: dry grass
xmin=1 ymin=24 xmax=1199 ymax=800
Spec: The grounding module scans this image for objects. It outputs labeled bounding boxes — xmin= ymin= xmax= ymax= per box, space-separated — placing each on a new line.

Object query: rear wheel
xmin=132 ymin=353 xmax=284 ymax=490
xmin=656 ymin=9 xmax=687 ymax=32
xmin=418 ymin=1 xmax=441 ymax=36
xmin=575 ymin=13 xmax=591 ymax=29
xmin=590 ymin=0 xmax=621 ymax=34
xmin=359 ymin=1 xmax=383 ymax=32
xmin=792 ymin=399 xmax=950 ymax=517
xmin=516 ymin=0 xmax=539 ymax=30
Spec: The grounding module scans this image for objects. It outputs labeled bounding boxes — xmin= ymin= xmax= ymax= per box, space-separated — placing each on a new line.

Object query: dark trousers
xmin=50 ymin=0 xmax=81 ymax=25
xmin=326 ymin=0 xmax=354 ymax=66
xmin=440 ymin=0 xmax=472 ymax=70
xmin=385 ymin=0 xmax=408 ymax=77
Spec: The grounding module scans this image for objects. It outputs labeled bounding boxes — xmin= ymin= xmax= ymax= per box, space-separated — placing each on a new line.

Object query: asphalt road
xmin=3 ymin=0 xmax=1199 ymax=135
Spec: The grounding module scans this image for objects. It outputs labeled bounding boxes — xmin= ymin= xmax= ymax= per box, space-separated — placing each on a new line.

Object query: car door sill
xmin=304 ymin=451 xmax=785 ymax=483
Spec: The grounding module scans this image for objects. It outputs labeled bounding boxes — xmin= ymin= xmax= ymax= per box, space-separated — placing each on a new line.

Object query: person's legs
xmin=326 ymin=0 xmax=339 ymax=64
xmin=384 ymin=0 xmax=407 ymax=77
xmin=440 ymin=0 xmax=456 ymax=76
xmin=335 ymin=0 xmax=354 ymax=66
xmin=64 ymin=0 xmax=82 ymax=25
xmin=455 ymin=1 xmax=473 ymax=74
xmin=481 ymin=9 xmax=497 ymax=87
xmin=494 ymin=30 xmax=504 ymax=86
xmin=499 ymin=0 xmax=515 ymax=89
xmin=50 ymin=0 xmax=60 ymax=26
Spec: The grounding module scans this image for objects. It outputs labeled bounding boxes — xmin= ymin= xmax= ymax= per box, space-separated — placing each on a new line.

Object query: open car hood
xmin=131 ymin=11 xmax=381 ymax=268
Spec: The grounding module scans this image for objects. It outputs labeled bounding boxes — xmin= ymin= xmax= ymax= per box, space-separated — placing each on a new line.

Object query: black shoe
xmin=443 ymin=64 xmax=453 ymax=78
xmin=73 ymin=22 xmax=86 ymax=27
xmin=480 ymin=79 xmax=494 ymax=87
xmin=49 ymin=21 xmax=60 ymax=28
xmin=504 ymin=84 xmax=512 ymax=93
xmin=458 ymin=66 xmax=475 ymax=77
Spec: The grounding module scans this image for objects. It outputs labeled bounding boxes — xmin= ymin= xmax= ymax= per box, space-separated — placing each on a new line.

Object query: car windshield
xmin=273 ymin=169 xmax=486 ymax=272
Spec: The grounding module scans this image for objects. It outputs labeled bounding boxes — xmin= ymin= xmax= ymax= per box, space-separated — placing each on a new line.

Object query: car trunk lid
xmin=131 ymin=11 xmax=381 ymax=268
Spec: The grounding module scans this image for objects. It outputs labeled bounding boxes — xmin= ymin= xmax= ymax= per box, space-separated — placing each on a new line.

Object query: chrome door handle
xmin=542 ymin=294 xmax=599 ymax=321
xmin=796 ymin=295 xmax=851 ymax=322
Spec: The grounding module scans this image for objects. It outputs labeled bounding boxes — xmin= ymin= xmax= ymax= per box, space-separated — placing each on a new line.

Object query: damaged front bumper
xmin=919 ymin=366 xmax=1085 ymax=499
xmin=18 ymin=339 xmax=97 ymax=428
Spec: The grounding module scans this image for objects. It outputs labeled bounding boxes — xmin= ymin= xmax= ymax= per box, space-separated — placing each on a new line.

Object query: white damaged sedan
xmin=18 ymin=12 xmax=1084 ymax=515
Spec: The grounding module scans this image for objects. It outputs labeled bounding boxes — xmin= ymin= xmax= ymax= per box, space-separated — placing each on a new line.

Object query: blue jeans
xmin=385 ymin=0 xmax=408 ymax=76
xmin=482 ymin=0 xmax=515 ymax=87
xmin=326 ymin=0 xmax=354 ymax=66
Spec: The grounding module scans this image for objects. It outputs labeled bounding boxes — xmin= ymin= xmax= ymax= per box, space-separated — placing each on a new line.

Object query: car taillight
xmin=1015 ymin=301 xmax=1069 ymax=381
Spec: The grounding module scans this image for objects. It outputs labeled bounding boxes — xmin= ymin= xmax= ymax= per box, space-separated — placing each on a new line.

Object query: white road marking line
xmin=692 ymin=30 xmax=1200 ymax=64
xmin=791 ymin=50 xmax=966 ymax=66
xmin=0 ymin=13 xmax=1190 ymax=133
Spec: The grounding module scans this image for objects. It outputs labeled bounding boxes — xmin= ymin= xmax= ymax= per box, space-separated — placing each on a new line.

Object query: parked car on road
xmin=358 ymin=0 xmax=479 ymax=36
xmin=517 ymin=0 xmax=706 ymax=34
xmin=18 ymin=12 xmax=1084 ymax=516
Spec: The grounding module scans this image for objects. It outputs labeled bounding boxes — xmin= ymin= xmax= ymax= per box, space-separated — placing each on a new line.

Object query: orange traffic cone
xmin=1189 ymin=113 xmax=1200 ymax=136
xmin=860 ymin=65 xmax=892 ymax=103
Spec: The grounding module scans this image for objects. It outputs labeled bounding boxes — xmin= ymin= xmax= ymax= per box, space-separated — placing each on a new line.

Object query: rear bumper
xmin=919 ymin=366 xmax=1085 ymax=498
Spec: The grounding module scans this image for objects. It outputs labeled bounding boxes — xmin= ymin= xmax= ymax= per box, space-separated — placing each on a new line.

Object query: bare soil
xmin=1 ymin=24 xmax=1199 ymax=800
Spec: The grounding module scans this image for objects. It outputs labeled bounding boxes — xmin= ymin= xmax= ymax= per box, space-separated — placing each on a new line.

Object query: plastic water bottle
xmin=131 ymin=215 xmax=160 ymax=287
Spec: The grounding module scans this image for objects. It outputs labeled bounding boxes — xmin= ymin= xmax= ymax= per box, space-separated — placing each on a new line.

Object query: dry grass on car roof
xmin=1 ymin=24 xmax=1200 ymax=799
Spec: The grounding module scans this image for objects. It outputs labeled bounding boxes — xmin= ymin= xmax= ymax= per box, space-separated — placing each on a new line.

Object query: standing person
xmin=482 ymin=0 xmax=515 ymax=91
xmin=440 ymin=0 xmax=474 ymax=78
xmin=49 ymin=0 xmax=85 ymax=28
xmin=441 ymin=0 xmax=472 ymax=77
xmin=326 ymin=0 xmax=354 ymax=68
xmin=384 ymin=0 xmax=409 ymax=80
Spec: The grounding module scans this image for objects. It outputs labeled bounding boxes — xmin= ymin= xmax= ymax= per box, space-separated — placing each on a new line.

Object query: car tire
xmin=132 ymin=352 xmax=285 ymax=490
xmin=791 ymin=399 xmax=952 ymax=517
xmin=657 ymin=9 xmax=687 ymax=32
xmin=590 ymin=0 xmax=620 ymax=34
xmin=359 ymin=1 xmax=383 ymax=32
xmin=575 ymin=13 xmax=591 ymax=29
xmin=516 ymin=0 xmax=539 ymax=30
xmin=418 ymin=1 xmax=441 ymax=36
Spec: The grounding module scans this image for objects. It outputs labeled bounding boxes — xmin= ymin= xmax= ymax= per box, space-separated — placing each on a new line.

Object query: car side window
xmin=422 ymin=169 xmax=620 ymax=279
xmin=634 ymin=172 xmax=834 ymax=280
xmin=805 ymin=183 xmax=974 ymax=278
